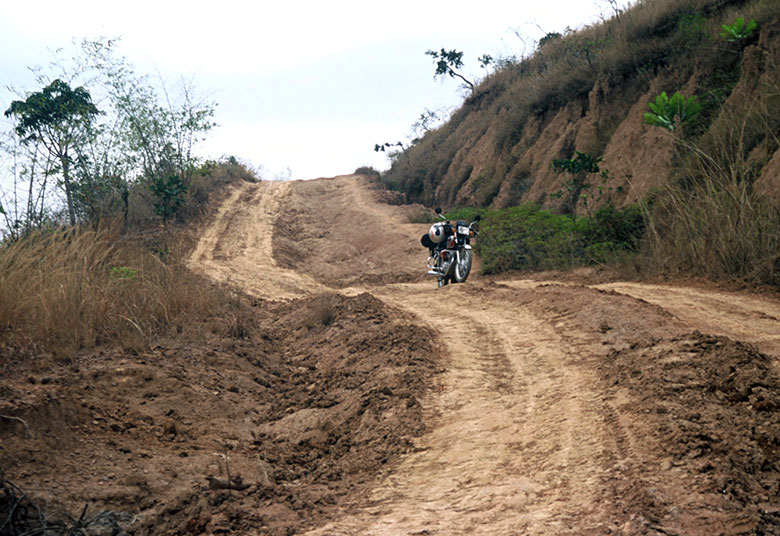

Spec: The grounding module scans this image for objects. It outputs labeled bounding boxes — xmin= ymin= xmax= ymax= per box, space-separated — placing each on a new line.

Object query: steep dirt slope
xmin=265 ymin=175 xmax=780 ymax=535
xmin=382 ymin=1 xmax=780 ymax=212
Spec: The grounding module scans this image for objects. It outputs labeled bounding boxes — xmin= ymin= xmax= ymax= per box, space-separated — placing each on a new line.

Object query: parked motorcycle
xmin=421 ymin=208 xmax=480 ymax=288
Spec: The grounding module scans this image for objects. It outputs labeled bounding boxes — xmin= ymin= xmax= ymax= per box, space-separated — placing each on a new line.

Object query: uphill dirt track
xmin=189 ymin=174 xmax=780 ymax=535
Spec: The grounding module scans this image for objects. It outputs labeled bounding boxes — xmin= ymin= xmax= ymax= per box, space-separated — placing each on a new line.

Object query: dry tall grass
xmin=643 ymin=176 xmax=780 ymax=283
xmin=0 ymin=228 xmax=243 ymax=360
xmin=642 ymin=53 xmax=780 ymax=285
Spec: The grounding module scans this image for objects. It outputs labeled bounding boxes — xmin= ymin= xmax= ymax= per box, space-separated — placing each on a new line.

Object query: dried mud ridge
xmin=2 ymin=174 xmax=780 ymax=535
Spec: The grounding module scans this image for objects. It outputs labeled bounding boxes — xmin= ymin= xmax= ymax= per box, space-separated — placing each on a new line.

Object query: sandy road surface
xmin=306 ymin=282 xmax=633 ymax=535
xmin=188 ymin=180 xmax=325 ymax=299
xmin=190 ymin=175 xmax=780 ymax=535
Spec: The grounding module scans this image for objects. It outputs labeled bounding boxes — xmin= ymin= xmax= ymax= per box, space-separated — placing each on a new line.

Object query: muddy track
xmin=190 ymin=175 xmax=780 ymax=535
xmin=306 ymin=283 xmax=637 ymax=534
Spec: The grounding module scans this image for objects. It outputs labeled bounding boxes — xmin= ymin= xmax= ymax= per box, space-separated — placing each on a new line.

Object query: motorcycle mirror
xmin=435 ymin=207 xmax=442 ymax=214
xmin=474 ymin=215 xmax=482 ymax=222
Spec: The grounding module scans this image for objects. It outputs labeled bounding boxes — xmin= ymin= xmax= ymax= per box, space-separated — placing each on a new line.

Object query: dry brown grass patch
xmin=0 ymin=228 xmax=243 ymax=360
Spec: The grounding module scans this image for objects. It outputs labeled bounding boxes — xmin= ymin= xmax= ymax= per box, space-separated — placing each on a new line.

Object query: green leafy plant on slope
xmin=720 ymin=17 xmax=758 ymax=42
xmin=643 ymin=91 xmax=701 ymax=132
xmin=149 ymin=174 xmax=187 ymax=228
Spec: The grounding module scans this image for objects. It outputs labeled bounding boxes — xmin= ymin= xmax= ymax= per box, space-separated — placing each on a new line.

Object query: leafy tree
xmin=643 ymin=91 xmax=701 ymax=132
xmin=0 ymin=38 xmax=216 ymax=237
xmin=4 ymin=79 xmax=101 ymax=226
xmin=478 ymin=54 xmax=493 ymax=73
xmin=720 ymin=17 xmax=758 ymax=42
xmin=538 ymin=32 xmax=562 ymax=49
xmin=425 ymin=49 xmax=475 ymax=91
xmin=149 ymin=173 xmax=187 ymax=227
xmin=551 ymin=151 xmax=609 ymax=220
xmin=83 ymin=38 xmax=216 ymax=184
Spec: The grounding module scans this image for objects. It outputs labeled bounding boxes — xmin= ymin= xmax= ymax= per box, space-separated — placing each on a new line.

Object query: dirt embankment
xmin=0 ymin=215 xmax=441 ymax=534
xmin=2 ymin=173 xmax=780 ymax=535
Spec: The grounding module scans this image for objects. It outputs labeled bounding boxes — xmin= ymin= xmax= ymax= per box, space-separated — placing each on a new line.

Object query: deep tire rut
xmin=304 ymin=283 xmax=632 ymax=535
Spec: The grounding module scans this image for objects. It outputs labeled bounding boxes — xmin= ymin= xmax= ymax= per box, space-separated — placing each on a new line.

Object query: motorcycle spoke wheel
xmin=453 ymin=249 xmax=473 ymax=283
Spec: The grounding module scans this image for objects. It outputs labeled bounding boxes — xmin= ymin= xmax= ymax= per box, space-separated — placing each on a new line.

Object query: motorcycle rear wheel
xmin=453 ymin=248 xmax=473 ymax=283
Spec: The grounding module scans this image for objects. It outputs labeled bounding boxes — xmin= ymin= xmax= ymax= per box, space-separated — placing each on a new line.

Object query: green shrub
xmin=464 ymin=203 xmax=645 ymax=274
xmin=354 ymin=166 xmax=381 ymax=178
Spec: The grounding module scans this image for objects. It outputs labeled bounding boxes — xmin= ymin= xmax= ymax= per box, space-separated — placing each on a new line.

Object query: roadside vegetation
xmin=0 ymin=158 xmax=257 ymax=361
xmin=444 ymin=203 xmax=644 ymax=274
xmin=380 ymin=0 xmax=780 ymax=287
xmin=0 ymin=39 xmax=259 ymax=360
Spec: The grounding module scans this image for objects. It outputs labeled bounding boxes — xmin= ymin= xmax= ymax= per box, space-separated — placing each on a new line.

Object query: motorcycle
xmin=421 ymin=208 xmax=481 ymax=288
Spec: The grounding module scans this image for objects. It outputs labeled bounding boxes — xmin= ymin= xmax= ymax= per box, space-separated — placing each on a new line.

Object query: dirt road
xmin=188 ymin=175 xmax=780 ymax=535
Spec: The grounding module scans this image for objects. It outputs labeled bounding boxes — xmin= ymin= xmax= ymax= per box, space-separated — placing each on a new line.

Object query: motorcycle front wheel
xmin=453 ymin=248 xmax=473 ymax=283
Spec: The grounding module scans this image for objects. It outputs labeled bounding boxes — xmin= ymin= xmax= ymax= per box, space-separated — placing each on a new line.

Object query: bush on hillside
xmin=472 ymin=203 xmax=645 ymax=274
xmin=0 ymin=160 xmax=257 ymax=359
xmin=354 ymin=166 xmax=381 ymax=178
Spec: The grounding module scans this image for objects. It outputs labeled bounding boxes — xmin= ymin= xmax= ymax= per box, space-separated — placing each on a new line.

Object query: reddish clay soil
xmin=2 ymin=174 xmax=780 ymax=535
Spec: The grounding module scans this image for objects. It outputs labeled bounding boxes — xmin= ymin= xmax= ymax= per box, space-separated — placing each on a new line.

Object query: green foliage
xmin=109 ymin=265 xmax=138 ymax=281
xmin=425 ymin=48 xmax=475 ymax=91
xmin=4 ymin=79 xmax=101 ymax=226
xmin=550 ymin=152 xmax=609 ymax=218
xmin=551 ymin=151 xmax=603 ymax=175
xmin=720 ymin=17 xmax=758 ymax=42
xmin=4 ymin=79 xmax=101 ymax=145
xmin=677 ymin=11 xmax=708 ymax=49
xmin=538 ymin=32 xmax=563 ymax=49
xmin=471 ymin=202 xmax=645 ymax=274
xmin=149 ymin=174 xmax=187 ymax=225
xmin=475 ymin=204 xmax=580 ymax=273
xmin=354 ymin=166 xmax=380 ymax=178
xmin=643 ymin=91 xmax=701 ymax=132
xmin=0 ymin=38 xmax=218 ymax=236
xmin=581 ymin=203 xmax=645 ymax=261
xmin=443 ymin=207 xmax=481 ymax=222
xmin=478 ymin=54 xmax=493 ymax=69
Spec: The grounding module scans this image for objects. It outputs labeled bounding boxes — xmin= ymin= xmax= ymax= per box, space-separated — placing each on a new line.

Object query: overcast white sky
xmin=1 ymin=0 xmax=625 ymax=180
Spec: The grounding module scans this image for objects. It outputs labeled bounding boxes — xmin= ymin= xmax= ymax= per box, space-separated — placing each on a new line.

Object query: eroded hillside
xmin=384 ymin=0 xmax=780 ymax=211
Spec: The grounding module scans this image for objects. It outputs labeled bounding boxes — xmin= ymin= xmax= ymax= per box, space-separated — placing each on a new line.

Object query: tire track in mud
xmin=303 ymin=283 xmax=631 ymax=535
xmin=192 ymin=177 xmax=637 ymax=533
xmin=188 ymin=180 xmax=325 ymax=300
